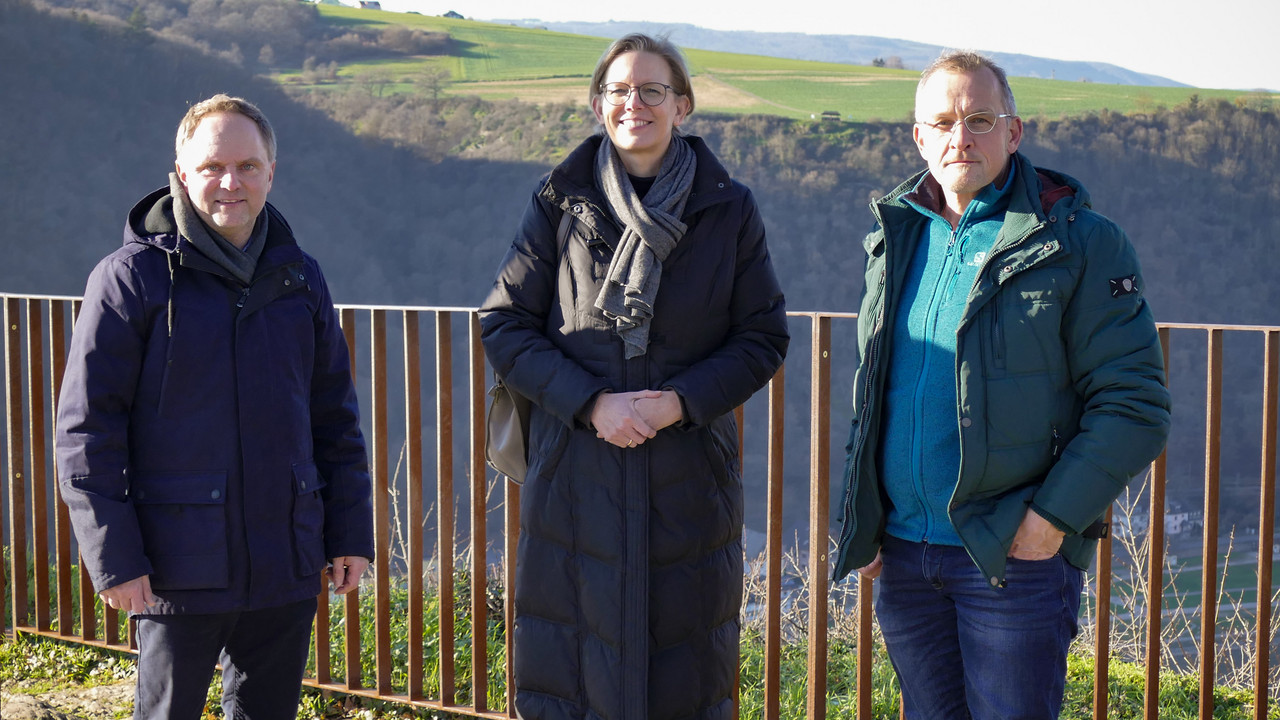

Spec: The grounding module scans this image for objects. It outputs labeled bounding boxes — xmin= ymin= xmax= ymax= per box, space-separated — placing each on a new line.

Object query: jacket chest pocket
xmin=985 ymin=269 xmax=1071 ymax=376
xmin=132 ymin=471 xmax=229 ymax=590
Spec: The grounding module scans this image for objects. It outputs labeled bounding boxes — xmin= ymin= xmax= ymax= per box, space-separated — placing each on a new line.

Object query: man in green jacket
xmin=832 ymin=51 xmax=1170 ymax=719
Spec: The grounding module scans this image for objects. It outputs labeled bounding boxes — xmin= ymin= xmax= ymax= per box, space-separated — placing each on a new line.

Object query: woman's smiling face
xmin=592 ymin=51 xmax=691 ymax=177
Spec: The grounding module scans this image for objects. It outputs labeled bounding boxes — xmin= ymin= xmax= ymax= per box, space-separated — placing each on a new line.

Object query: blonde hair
xmin=589 ymin=33 xmax=695 ymax=115
xmin=175 ymin=94 xmax=277 ymax=162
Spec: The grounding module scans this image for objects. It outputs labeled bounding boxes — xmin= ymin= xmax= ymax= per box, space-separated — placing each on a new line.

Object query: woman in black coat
xmin=479 ymin=33 xmax=788 ymax=720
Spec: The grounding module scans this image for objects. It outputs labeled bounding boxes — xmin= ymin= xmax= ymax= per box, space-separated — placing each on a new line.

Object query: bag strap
xmin=555 ymin=207 xmax=573 ymax=258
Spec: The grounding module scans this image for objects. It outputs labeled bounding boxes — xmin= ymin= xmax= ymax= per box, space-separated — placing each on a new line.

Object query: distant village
xmin=307 ymin=0 xmax=467 ymax=16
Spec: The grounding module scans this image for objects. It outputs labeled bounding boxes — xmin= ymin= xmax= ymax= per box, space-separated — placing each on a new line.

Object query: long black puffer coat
xmin=479 ymin=135 xmax=788 ymax=720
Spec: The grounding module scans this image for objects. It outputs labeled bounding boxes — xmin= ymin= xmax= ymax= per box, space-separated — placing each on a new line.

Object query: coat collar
xmin=125 ymin=185 xmax=303 ymax=281
xmin=868 ymin=152 xmax=1092 ymax=253
xmin=539 ymin=134 xmax=737 ymax=219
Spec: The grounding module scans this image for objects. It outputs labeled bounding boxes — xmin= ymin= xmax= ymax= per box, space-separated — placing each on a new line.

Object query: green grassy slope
xmin=286 ymin=6 xmax=1271 ymax=121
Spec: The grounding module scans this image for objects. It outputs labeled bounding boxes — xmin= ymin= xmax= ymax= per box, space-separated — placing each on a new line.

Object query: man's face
xmin=175 ymin=112 xmax=274 ymax=248
xmin=913 ymin=67 xmax=1022 ymax=214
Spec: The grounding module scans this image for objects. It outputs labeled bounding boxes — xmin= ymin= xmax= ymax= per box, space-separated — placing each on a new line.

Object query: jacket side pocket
xmin=132 ymin=471 xmax=229 ymax=590
xmin=291 ymin=461 xmax=328 ymax=578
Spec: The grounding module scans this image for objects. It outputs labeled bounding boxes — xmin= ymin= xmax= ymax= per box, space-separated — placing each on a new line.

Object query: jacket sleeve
xmin=660 ymin=186 xmax=790 ymax=426
xmin=306 ymin=258 xmax=375 ymax=562
xmin=479 ymin=191 xmax=613 ymax=427
xmin=55 ymin=255 xmax=154 ymax=593
xmin=1031 ymin=216 xmax=1172 ymax=532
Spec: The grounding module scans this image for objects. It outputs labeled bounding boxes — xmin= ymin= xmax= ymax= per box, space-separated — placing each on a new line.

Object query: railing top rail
xmin=0 ymin=292 xmax=81 ymax=302
xmin=334 ymin=303 xmax=480 ymax=313
xmin=4 ymin=292 xmax=1273 ymax=334
xmin=784 ymin=310 xmax=860 ymax=320
xmin=1155 ymin=321 xmax=1280 ymax=332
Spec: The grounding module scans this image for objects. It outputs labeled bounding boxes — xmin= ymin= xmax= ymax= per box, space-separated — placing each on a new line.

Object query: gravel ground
xmin=0 ymin=680 xmax=134 ymax=720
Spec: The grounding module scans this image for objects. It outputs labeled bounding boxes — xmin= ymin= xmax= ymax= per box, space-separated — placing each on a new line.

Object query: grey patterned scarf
xmin=593 ymin=136 xmax=697 ymax=358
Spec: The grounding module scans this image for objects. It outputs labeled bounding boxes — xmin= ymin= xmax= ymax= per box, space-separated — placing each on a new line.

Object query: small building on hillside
xmin=443 ymin=10 xmax=464 ymax=19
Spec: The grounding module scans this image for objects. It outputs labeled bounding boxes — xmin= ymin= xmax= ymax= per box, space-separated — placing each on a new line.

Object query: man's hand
xmin=100 ymin=575 xmax=154 ymax=613
xmin=591 ymin=390 xmax=662 ymax=448
xmin=328 ymin=556 xmax=369 ymax=595
xmin=1008 ymin=509 xmax=1066 ymax=560
xmin=857 ymin=551 xmax=883 ymax=579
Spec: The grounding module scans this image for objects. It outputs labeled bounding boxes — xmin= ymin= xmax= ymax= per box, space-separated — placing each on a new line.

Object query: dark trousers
xmin=133 ymin=597 xmax=318 ymax=720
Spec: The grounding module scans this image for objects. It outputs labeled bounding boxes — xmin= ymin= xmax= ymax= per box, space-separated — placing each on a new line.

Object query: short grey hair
xmin=916 ymin=50 xmax=1017 ymax=117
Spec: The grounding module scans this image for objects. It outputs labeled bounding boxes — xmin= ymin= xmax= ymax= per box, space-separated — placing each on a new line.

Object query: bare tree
xmin=417 ymin=67 xmax=451 ymax=102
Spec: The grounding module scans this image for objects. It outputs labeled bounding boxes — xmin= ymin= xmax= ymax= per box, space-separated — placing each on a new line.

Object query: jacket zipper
xmin=913 ymin=227 xmax=965 ymax=540
xmin=991 ymin=300 xmax=1004 ymax=369
xmin=838 ymin=268 xmax=886 ymax=555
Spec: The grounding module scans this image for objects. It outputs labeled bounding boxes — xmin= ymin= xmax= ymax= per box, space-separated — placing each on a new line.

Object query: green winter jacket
xmin=832 ymin=152 xmax=1171 ymax=587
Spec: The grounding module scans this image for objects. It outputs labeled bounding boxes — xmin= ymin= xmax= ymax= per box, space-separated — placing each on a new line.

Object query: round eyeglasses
xmin=599 ymin=82 xmax=674 ymax=107
xmin=917 ymin=112 xmax=1016 ymax=136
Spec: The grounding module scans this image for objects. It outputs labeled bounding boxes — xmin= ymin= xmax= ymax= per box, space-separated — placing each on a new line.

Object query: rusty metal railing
xmin=3 ymin=293 xmax=1277 ymax=719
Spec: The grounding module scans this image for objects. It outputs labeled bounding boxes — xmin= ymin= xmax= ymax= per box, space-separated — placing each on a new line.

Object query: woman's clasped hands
xmin=591 ymin=389 xmax=684 ymax=448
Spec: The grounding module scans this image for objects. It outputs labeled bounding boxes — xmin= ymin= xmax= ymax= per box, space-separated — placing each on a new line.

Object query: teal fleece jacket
xmin=833 ymin=152 xmax=1171 ymax=587
xmin=879 ymin=164 xmax=1016 ymax=547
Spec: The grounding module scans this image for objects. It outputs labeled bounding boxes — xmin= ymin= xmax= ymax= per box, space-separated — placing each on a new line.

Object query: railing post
xmin=807 ymin=316 xmax=831 ymax=720
xmin=468 ymin=313 xmax=489 ymax=713
xmin=49 ymin=301 xmax=74 ymax=637
xmin=764 ymin=367 xmax=785 ymax=720
xmin=339 ymin=308 xmax=361 ymax=690
xmin=1199 ymin=329 xmax=1223 ymax=719
xmin=1253 ymin=330 xmax=1278 ymax=720
xmin=24 ymin=301 xmax=51 ymax=632
xmin=857 ymin=574 xmax=874 ymax=720
xmin=1093 ymin=505 xmax=1113 ymax=720
xmin=435 ymin=309 xmax=457 ymax=706
xmin=66 ymin=299 xmax=96 ymax=645
xmin=1144 ymin=326 xmax=1170 ymax=720
xmin=404 ymin=311 xmax=425 ymax=701
xmin=370 ymin=309 xmax=392 ymax=695
xmin=504 ymin=476 xmax=519 ymax=718
xmin=5 ymin=297 xmax=29 ymax=631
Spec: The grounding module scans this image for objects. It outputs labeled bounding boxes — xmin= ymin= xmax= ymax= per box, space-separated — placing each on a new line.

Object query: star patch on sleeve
xmin=1109 ymin=275 xmax=1140 ymax=297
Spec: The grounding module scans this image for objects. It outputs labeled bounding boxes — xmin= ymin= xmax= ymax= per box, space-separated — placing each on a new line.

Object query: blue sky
xmin=372 ymin=0 xmax=1279 ymax=92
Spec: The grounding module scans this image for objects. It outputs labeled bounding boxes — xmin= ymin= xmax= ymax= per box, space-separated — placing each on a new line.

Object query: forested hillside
xmin=4 ymin=0 xmax=1278 ymax=532
xmin=290 ymin=84 xmax=1280 ymax=327
xmin=0 ymin=0 xmax=539 ymax=305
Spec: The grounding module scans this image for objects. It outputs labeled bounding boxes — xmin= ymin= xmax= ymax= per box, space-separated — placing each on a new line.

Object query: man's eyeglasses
xmin=599 ymin=82 xmax=675 ymax=107
xmin=916 ymin=112 xmax=1016 ymax=136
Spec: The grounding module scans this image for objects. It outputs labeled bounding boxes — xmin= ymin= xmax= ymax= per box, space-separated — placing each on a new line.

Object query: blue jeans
xmin=875 ymin=536 xmax=1084 ymax=720
xmin=134 ymin=597 xmax=317 ymax=720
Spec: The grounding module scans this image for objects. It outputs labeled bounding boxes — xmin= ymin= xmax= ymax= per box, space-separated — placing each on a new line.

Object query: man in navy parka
xmin=56 ymin=94 xmax=374 ymax=720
